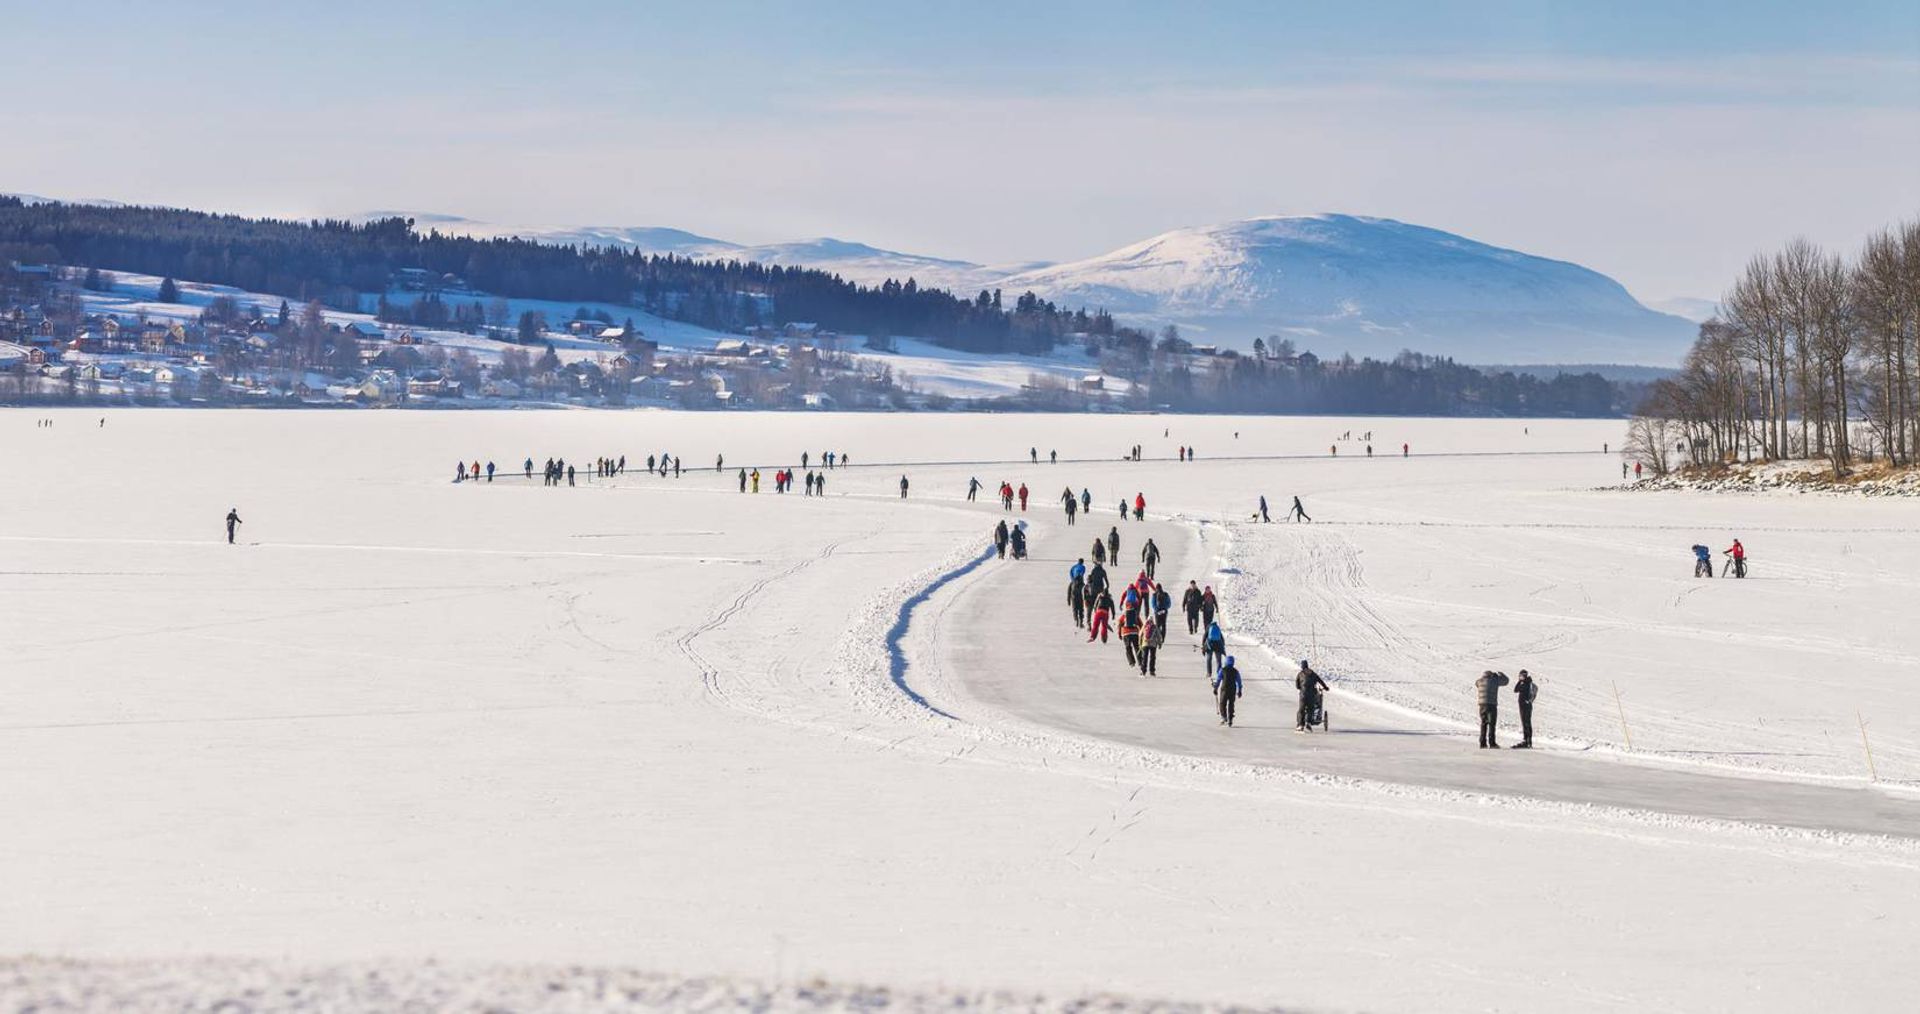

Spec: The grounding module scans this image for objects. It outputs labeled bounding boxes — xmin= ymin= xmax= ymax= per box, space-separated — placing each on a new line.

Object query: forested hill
xmin=0 ymin=198 xmax=1105 ymax=354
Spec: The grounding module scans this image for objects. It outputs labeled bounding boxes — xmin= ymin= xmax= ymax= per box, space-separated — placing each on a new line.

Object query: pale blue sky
xmin=3 ymin=0 xmax=1916 ymax=299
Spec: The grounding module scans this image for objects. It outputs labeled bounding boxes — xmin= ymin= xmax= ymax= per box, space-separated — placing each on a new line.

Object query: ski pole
xmin=1859 ymin=711 xmax=1878 ymax=783
xmin=1612 ymin=681 xmax=1634 ymax=752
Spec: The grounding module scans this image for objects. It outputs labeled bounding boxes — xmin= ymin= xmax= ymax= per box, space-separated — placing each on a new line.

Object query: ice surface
xmin=2 ymin=410 xmax=1916 ymax=1011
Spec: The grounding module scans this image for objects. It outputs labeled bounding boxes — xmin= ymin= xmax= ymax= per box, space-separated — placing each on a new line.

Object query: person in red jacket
xmin=1724 ymin=538 xmax=1747 ymax=578
xmin=1087 ymin=593 xmax=1113 ymax=643
xmin=1017 ymin=483 xmax=1029 ymax=511
xmin=1133 ymin=492 xmax=1146 ymax=520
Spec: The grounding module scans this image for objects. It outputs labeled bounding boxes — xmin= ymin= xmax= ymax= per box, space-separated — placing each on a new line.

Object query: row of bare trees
xmin=1638 ymin=218 xmax=1920 ymax=477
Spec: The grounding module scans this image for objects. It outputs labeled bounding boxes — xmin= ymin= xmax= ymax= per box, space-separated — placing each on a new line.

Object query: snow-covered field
xmin=3 ymin=410 xmax=1917 ymax=1011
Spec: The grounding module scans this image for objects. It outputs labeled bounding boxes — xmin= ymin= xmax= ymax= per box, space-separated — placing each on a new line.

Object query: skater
xmin=1133 ymin=493 xmax=1145 ymax=521
xmin=1119 ymin=606 xmax=1143 ymax=667
xmin=1692 ymin=544 xmax=1713 ymax=578
xmin=1512 ymin=670 xmax=1537 ymax=749
xmin=1723 ymin=538 xmax=1747 ymax=578
xmin=1289 ymin=496 xmax=1311 ymax=523
xmin=968 ymin=477 xmax=981 ymax=502
xmin=1295 ymin=660 xmax=1329 ymax=732
xmin=1182 ymin=580 xmax=1203 ymax=634
xmin=1140 ymin=538 xmax=1160 ymax=579
xmin=1259 ymin=495 xmax=1270 ymax=523
xmin=1475 ymin=670 xmax=1510 ymax=748
xmin=1202 ymin=620 xmax=1227 ymax=676
xmin=899 ymin=475 xmax=910 ymax=499
xmin=993 ymin=520 xmax=1009 ymax=558
xmin=1068 ymin=559 xmax=1088 ymax=628
xmin=1017 ymin=483 xmax=1029 ymax=512
xmin=1214 ymin=657 xmax=1242 ymax=726
xmin=224 ymin=508 xmax=243 ymax=545
xmin=1107 ymin=526 xmax=1120 ymax=562
xmin=1087 ymin=593 xmax=1112 ymax=643
xmin=1200 ymin=585 xmax=1218 ymax=629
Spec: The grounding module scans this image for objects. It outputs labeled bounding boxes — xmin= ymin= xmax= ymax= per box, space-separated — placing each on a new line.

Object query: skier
xmin=1475 ymin=670 xmax=1510 ymax=749
xmin=1182 ymin=580 xmax=1203 ymax=634
xmin=899 ymin=475 xmax=910 ymax=499
xmin=1133 ymin=493 xmax=1145 ymax=521
xmin=1214 ymin=656 xmax=1242 ymax=727
xmin=1512 ymin=670 xmax=1538 ymax=749
xmin=1200 ymin=585 xmax=1218 ymax=629
xmin=1723 ymin=539 xmax=1747 ymax=578
xmin=1138 ymin=614 xmax=1159 ymax=676
xmin=1290 ymin=496 xmax=1311 ymax=523
xmin=1691 ymin=544 xmax=1713 ymax=578
xmin=1141 ymin=538 xmax=1160 ymax=579
xmin=1107 ymin=526 xmax=1120 ymax=562
xmin=1017 ymin=483 xmax=1029 ymax=511
xmin=1259 ymin=495 xmax=1270 ymax=523
xmin=1202 ymin=620 xmax=1227 ymax=676
xmin=968 ymin=477 xmax=981 ymax=502
xmin=1087 ymin=593 xmax=1112 ymax=643
xmin=1119 ymin=606 xmax=1143 ymax=666
xmin=1068 ymin=559 xmax=1088 ymax=628
xmin=224 ymin=508 xmax=243 ymax=545
xmin=1295 ymin=660 xmax=1329 ymax=732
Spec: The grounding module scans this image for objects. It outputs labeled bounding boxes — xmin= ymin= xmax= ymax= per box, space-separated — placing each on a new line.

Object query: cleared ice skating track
xmin=934 ymin=510 xmax=1920 ymax=839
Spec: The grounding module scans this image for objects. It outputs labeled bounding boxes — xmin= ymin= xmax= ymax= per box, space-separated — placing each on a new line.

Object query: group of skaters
xmin=971 ymin=479 xmax=1030 ymax=511
xmin=1692 ymin=538 xmax=1748 ymax=578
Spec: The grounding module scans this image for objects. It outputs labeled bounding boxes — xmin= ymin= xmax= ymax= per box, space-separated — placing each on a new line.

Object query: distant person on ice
xmin=1295 ymin=660 xmax=1329 ymax=733
xmin=1723 ymin=538 xmax=1747 ymax=578
xmin=1692 ymin=544 xmax=1713 ymax=578
xmin=1259 ymin=495 xmax=1270 ymax=523
xmin=1068 ymin=559 xmax=1088 ymax=628
xmin=1079 ymin=488 xmax=1091 ymax=514
xmin=1290 ymin=496 xmax=1311 ymax=522
xmin=968 ymin=477 xmax=981 ymax=502
xmin=1475 ymin=670 xmax=1510 ymax=749
xmin=224 ymin=508 xmax=243 ymax=545
xmin=899 ymin=475 xmax=910 ymax=499
xmin=1511 ymin=670 xmax=1538 ymax=749
xmin=1214 ymin=656 xmax=1242 ymax=727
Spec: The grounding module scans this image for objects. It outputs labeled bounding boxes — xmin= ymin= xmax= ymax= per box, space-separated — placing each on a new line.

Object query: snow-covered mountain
xmin=358 ymin=211 xmax=1040 ymax=293
xmin=998 ymin=215 xmax=1696 ymax=364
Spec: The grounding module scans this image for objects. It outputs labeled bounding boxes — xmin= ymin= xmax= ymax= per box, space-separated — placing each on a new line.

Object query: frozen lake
xmin=3 ymin=409 xmax=1917 ymax=1011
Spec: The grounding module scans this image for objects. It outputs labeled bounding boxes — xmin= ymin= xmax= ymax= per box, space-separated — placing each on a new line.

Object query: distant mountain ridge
xmin=359 ymin=208 xmax=1693 ymax=364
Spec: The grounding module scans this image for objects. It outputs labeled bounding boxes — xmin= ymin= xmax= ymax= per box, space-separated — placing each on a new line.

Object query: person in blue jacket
xmin=1691 ymin=543 xmax=1713 ymax=578
xmin=1068 ymin=559 xmax=1088 ymax=627
xmin=1203 ymin=621 xmax=1227 ymax=676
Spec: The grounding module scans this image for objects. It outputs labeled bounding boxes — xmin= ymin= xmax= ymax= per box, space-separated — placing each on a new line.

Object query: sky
xmin=1 ymin=0 xmax=1917 ymax=302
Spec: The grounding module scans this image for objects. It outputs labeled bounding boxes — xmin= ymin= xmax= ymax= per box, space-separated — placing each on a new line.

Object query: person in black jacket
xmin=1214 ymin=656 xmax=1242 ymax=726
xmin=993 ymin=520 xmax=1010 ymax=559
xmin=224 ymin=508 xmax=243 ymax=545
xmin=1182 ymin=581 xmax=1203 ymax=634
xmin=1085 ymin=561 xmax=1109 ymax=600
xmin=1107 ymin=526 xmax=1121 ymax=561
xmin=1068 ymin=562 xmax=1088 ymax=628
xmin=1295 ymin=660 xmax=1329 ymax=732
xmin=1512 ymin=670 xmax=1538 ymax=749
xmin=1141 ymin=538 xmax=1161 ymax=579
xmin=1091 ymin=537 xmax=1107 ymax=566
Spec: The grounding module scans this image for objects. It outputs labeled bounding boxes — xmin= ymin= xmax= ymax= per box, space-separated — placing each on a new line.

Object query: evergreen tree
xmin=157 ymin=276 xmax=180 ymax=302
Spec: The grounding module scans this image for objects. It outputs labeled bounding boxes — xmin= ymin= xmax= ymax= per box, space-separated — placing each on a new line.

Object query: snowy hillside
xmin=1000 ymin=215 xmax=1696 ymax=364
